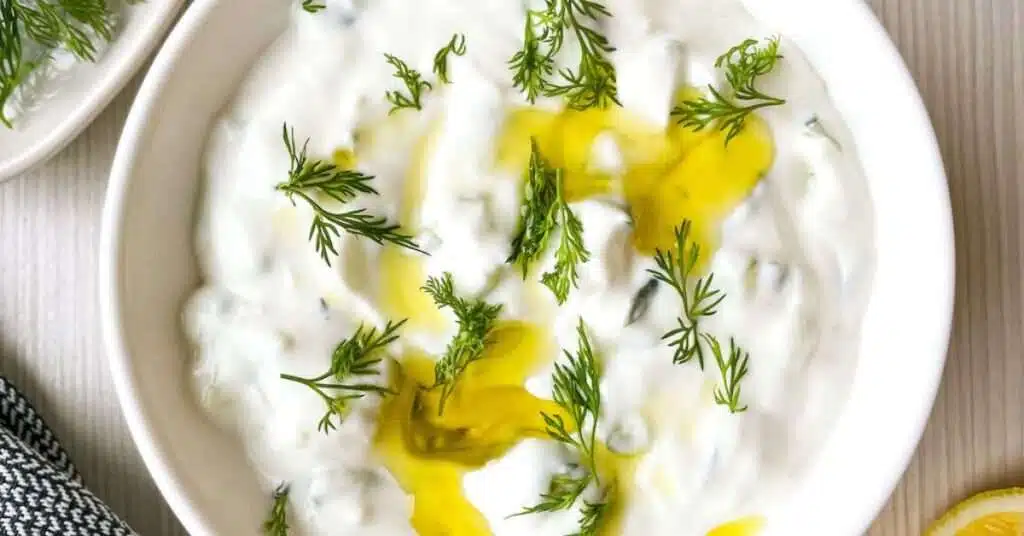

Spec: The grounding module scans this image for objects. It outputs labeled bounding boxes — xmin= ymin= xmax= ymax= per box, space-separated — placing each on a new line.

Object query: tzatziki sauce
xmin=183 ymin=0 xmax=875 ymax=535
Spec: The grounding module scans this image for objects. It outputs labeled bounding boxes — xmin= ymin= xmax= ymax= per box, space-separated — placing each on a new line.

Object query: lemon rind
xmin=925 ymin=487 xmax=1024 ymax=536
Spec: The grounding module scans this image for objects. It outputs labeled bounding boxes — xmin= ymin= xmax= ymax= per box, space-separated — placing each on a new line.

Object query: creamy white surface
xmin=183 ymin=1 xmax=875 ymax=535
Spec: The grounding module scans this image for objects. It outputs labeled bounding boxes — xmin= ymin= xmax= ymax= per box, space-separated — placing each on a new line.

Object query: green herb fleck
xmin=508 ymin=0 xmax=618 ymax=109
xmin=706 ymin=335 xmax=750 ymax=413
xmin=507 ymin=139 xmax=561 ymax=276
xmin=384 ymin=53 xmax=432 ymax=113
xmin=432 ymin=33 xmax=467 ymax=84
xmin=518 ymin=319 xmax=608 ymax=535
xmin=263 ymin=484 xmax=290 ymax=536
xmin=276 ymin=123 xmax=423 ymax=265
xmin=515 ymin=472 xmax=592 ymax=516
xmin=280 ymin=320 xmax=405 ymax=433
xmin=671 ymin=36 xmax=785 ymax=145
xmin=301 ymin=0 xmax=325 ymax=13
xmin=648 ymin=220 xmax=725 ymax=369
xmin=543 ymin=318 xmax=601 ymax=476
xmin=573 ymin=499 xmax=608 ymax=536
xmin=508 ymin=139 xmax=590 ymax=303
xmin=422 ymin=272 xmax=504 ymax=415
xmin=540 ymin=179 xmax=591 ymax=304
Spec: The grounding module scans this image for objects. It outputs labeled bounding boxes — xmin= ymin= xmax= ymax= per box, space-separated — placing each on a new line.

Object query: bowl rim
xmin=99 ymin=0 xmax=955 ymax=534
xmin=752 ymin=2 xmax=953 ymax=533
xmin=100 ymin=1 xmax=219 ymax=532
xmin=0 ymin=0 xmax=185 ymax=182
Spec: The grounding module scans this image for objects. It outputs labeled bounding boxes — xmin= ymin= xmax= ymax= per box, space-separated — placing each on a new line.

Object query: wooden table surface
xmin=0 ymin=1 xmax=1020 ymax=534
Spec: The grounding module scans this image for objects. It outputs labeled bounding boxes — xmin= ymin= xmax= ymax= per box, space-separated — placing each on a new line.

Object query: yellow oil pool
xmin=707 ymin=516 xmax=766 ymax=536
xmin=374 ymin=322 xmax=564 ymax=536
xmin=371 ymin=92 xmax=774 ymax=535
xmin=495 ymin=95 xmax=774 ymax=266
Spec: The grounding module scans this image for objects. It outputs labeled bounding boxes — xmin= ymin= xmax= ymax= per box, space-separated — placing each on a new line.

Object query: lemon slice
xmin=926 ymin=488 xmax=1024 ymax=535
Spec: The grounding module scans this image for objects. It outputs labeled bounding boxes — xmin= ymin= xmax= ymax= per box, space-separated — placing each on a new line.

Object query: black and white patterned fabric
xmin=0 ymin=377 xmax=135 ymax=536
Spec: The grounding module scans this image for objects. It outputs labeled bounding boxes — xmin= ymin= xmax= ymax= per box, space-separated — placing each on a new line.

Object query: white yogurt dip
xmin=183 ymin=1 xmax=875 ymax=535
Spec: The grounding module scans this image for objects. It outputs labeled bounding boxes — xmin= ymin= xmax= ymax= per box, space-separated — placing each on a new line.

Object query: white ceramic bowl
xmin=0 ymin=0 xmax=184 ymax=182
xmin=99 ymin=0 xmax=955 ymax=534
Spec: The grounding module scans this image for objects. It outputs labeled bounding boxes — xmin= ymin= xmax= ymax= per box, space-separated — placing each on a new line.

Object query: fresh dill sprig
xmin=573 ymin=499 xmax=608 ymax=536
xmin=544 ymin=318 xmax=601 ymax=476
xmin=649 ymin=222 xmax=751 ymax=413
xmin=540 ymin=179 xmax=591 ymax=304
xmin=672 ymin=36 xmax=785 ymax=144
xmin=0 ymin=1 xmax=31 ymax=129
xmin=705 ymin=335 xmax=750 ymax=413
xmin=518 ymin=319 xmax=607 ymax=534
xmin=519 ymin=478 xmax=608 ymax=535
xmin=384 ymin=53 xmax=432 ymax=114
xmin=0 ymin=0 xmax=122 ymax=128
xmin=508 ymin=0 xmax=618 ymax=109
xmin=507 ymin=139 xmax=590 ymax=303
xmin=509 ymin=12 xmax=554 ymax=104
xmin=276 ymin=123 xmax=423 ymax=265
xmin=300 ymin=0 xmax=325 ymax=13
xmin=718 ymin=36 xmax=785 ymax=104
xmin=515 ymin=472 xmax=592 ymax=516
xmin=432 ymin=33 xmax=467 ymax=84
xmin=514 ymin=471 xmax=609 ymax=536
xmin=14 ymin=0 xmax=113 ymax=61
xmin=540 ymin=0 xmax=618 ymax=110
xmin=422 ymin=272 xmax=504 ymax=415
xmin=263 ymin=484 xmax=290 ymax=536
xmin=280 ymin=320 xmax=405 ymax=433
xmin=507 ymin=139 xmax=560 ymax=276
xmin=648 ymin=220 xmax=725 ymax=369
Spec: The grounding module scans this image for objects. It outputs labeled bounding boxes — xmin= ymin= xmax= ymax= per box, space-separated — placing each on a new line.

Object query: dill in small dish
xmin=0 ymin=0 xmax=145 ymax=129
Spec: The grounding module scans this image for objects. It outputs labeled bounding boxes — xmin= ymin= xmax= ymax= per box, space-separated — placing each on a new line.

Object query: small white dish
xmin=99 ymin=0 xmax=955 ymax=534
xmin=0 ymin=0 xmax=185 ymax=182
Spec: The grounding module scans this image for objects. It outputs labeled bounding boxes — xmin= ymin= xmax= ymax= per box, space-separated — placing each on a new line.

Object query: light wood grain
xmin=0 ymin=1 xmax=1019 ymax=535
xmin=0 ymin=74 xmax=184 ymax=535
xmin=868 ymin=0 xmax=1024 ymax=534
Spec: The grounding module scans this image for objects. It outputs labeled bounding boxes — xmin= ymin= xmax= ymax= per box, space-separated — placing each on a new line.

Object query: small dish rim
xmin=0 ymin=0 xmax=186 ymax=182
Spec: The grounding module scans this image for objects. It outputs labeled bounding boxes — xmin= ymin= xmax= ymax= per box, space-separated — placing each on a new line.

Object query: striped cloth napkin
xmin=0 ymin=377 xmax=135 ymax=535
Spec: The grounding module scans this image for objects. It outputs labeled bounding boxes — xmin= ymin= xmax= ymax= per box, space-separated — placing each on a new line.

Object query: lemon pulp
xmin=926 ymin=487 xmax=1024 ymax=536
